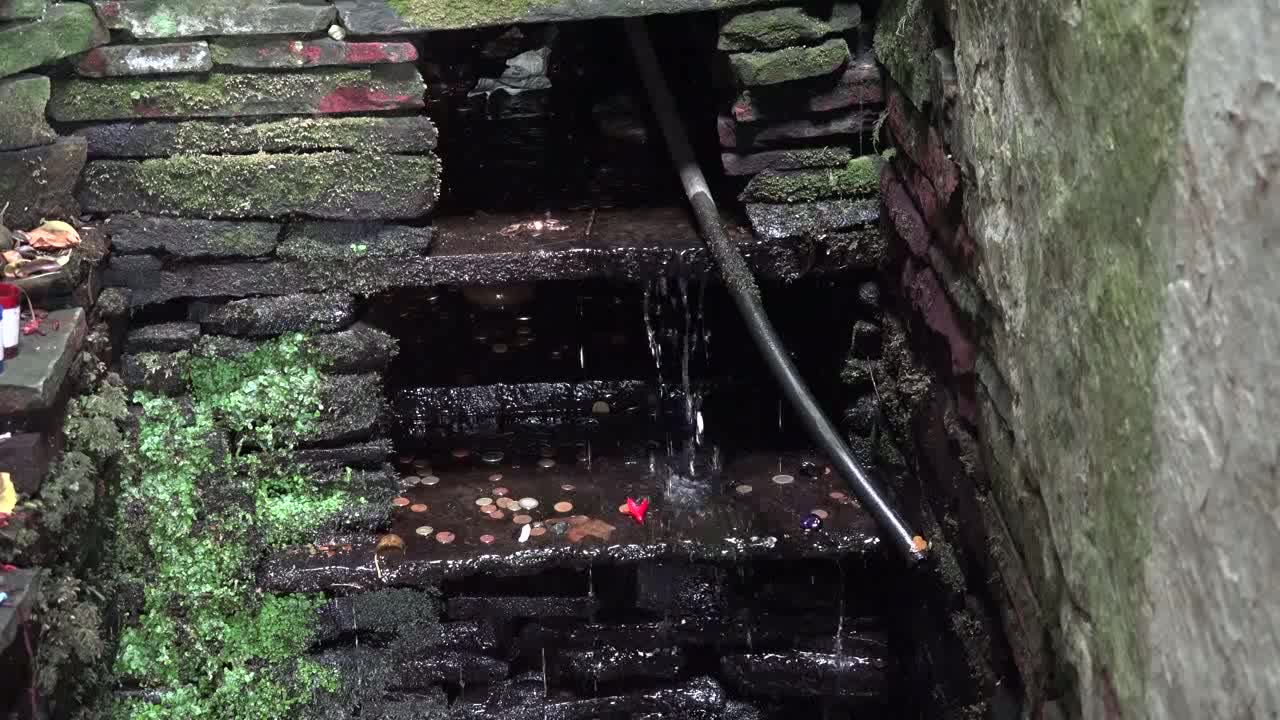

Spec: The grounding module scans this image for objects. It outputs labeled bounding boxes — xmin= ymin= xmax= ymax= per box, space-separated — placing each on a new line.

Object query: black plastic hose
xmin=624 ymin=19 xmax=927 ymax=564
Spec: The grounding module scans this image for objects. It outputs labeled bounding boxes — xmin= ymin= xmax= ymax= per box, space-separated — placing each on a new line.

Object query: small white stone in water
xmin=518 ymin=524 xmax=532 ymax=543
xmin=422 ymin=475 xmax=440 ymax=485
xmin=327 ymin=24 xmax=346 ymax=40
xmin=771 ymin=474 xmax=795 ymax=485
xmin=518 ymin=497 xmax=539 ymax=510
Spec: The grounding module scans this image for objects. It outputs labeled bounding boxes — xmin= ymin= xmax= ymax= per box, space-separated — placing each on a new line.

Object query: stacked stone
xmin=716 ymin=2 xmax=885 ymax=265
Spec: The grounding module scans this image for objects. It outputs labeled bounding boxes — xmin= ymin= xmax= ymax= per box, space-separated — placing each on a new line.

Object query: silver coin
xmin=414 ymin=525 xmax=434 ymax=537
xmin=771 ymin=474 xmax=795 ymax=485
xmin=481 ymin=451 xmax=504 ymax=464
xmin=735 ymin=484 xmax=753 ymax=494
xmin=537 ymin=458 xmax=556 ymax=469
xmin=518 ymin=497 xmax=539 ymax=510
xmin=422 ymin=475 xmax=440 ymax=486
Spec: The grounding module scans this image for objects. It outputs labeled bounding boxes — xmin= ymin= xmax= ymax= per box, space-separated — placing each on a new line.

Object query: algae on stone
xmin=740 ymin=156 xmax=880 ymax=203
xmin=873 ymin=0 xmax=935 ymax=109
xmin=0 ymin=3 xmax=107 ymax=79
xmin=729 ymin=38 xmax=850 ymax=87
xmin=718 ymin=4 xmax=860 ymax=51
xmin=0 ymin=74 xmax=56 ymax=151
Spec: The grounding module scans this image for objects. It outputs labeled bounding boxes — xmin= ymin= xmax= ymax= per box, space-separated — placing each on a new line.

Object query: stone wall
xmin=877 ymin=0 xmax=1280 ymax=717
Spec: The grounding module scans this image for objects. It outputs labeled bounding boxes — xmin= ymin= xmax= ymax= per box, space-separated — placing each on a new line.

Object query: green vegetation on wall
xmin=108 ymin=335 xmax=348 ymax=720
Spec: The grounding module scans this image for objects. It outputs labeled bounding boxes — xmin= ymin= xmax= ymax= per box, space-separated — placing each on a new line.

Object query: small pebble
xmin=513 ymin=514 xmax=532 ymax=525
xmin=410 ymin=503 xmax=428 ymax=513
xmin=800 ymin=513 xmax=823 ymax=531
xmin=772 ymin=474 xmax=795 ymax=485
xmin=518 ymin=497 xmax=539 ymax=510
xmin=435 ymin=531 xmax=456 ymax=544
xmin=493 ymin=486 xmax=510 ymax=496
xmin=481 ymin=451 xmax=504 ymax=464
xmin=480 ymin=534 xmax=496 ymax=544
xmin=422 ymin=475 xmax=440 ymax=486
xmin=531 ymin=526 xmax=547 ymax=537
xmin=518 ymin=524 xmax=532 ymax=543
xmin=414 ymin=526 xmax=434 ymax=537
xmin=554 ymin=501 xmax=573 ymax=513
xmin=811 ymin=509 xmax=829 ymax=519
xmin=561 ymin=483 xmax=576 ymax=491
xmin=735 ymin=484 xmax=753 ymax=495
xmin=392 ymin=497 xmax=411 ymax=507
xmin=475 ymin=497 xmax=493 ymax=506
xmin=537 ymin=458 xmax=556 ymax=469
xmin=799 ymin=461 xmax=820 ymax=479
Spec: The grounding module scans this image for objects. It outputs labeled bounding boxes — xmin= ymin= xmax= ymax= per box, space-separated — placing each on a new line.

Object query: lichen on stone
xmin=741 ymin=155 xmax=880 ymax=203
xmin=873 ymin=0 xmax=934 ymax=109
xmin=729 ymin=38 xmax=850 ymax=86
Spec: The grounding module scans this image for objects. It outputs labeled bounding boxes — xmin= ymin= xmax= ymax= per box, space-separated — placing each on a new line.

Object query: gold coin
xmin=513 ymin=514 xmax=532 ymax=525
xmin=554 ymin=501 xmax=573 ymax=513
xmin=392 ymin=497 xmax=411 ymax=507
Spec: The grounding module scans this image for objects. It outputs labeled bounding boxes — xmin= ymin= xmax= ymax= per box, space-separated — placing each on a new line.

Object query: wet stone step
xmin=395 ymin=381 xmax=650 ymax=440
xmin=720 ymin=650 xmax=889 ymax=700
xmin=451 ymin=675 xmax=743 ymax=720
xmin=446 ymin=595 xmax=600 ymax=622
xmin=550 ymin=646 xmax=688 ymax=688
xmin=257 ymin=451 xmax=881 ymax=592
xmin=517 ymin=617 xmax=889 ymax=657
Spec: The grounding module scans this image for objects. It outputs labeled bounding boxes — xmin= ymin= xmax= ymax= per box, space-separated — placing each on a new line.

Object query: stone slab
xmin=210 ymin=38 xmax=417 ymax=69
xmin=105 ymin=215 xmax=280 ymax=258
xmin=731 ymin=53 xmax=881 ymax=123
xmin=335 ymin=0 xmax=777 ymax=33
xmin=202 ymin=293 xmax=358 ymax=338
xmin=89 ymin=0 xmax=335 ymax=39
xmin=745 ymin=197 xmax=879 ymax=240
xmin=126 ymin=322 xmax=200 ymax=352
xmin=80 ymin=152 xmax=440 ymax=220
xmin=0 ymin=74 xmax=55 ymax=151
xmin=194 ymin=323 xmax=398 ymax=375
xmin=718 ymin=106 xmax=879 ymax=148
xmin=0 ymin=308 xmax=86 ymax=416
xmin=721 ymin=146 xmax=851 ymax=177
xmin=739 ymin=156 xmax=879 ymax=203
xmin=0 ymin=0 xmax=46 ymax=21
xmin=76 ymin=115 xmax=439 ymax=157
xmin=718 ymin=3 xmax=861 ymax=51
xmin=0 ymin=568 xmax=40 ymax=657
xmin=76 ymin=40 xmax=211 ymax=77
xmin=0 ymin=432 xmax=51 ymax=495
xmin=277 ymin=222 xmax=434 ymax=262
xmin=49 ymin=64 xmax=425 ymax=122
xmin=305 ymin=372 xmax=385 ymax=446
xmin=729 ymin=38 xmax=850 ymax=87
xmin=122 ymin=351 xmax=185 ymax=395
xmin=0 ymin=137 xmax=87 ymax=230
xmin=0 ymin=3 xmax=107 ymax=79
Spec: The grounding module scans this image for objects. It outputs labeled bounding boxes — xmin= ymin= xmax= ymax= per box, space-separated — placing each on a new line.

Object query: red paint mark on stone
xmin=317 ymin=87 xmax=415 ymax=113
xmin=717 ymin=115 xmax=737 ymax=148
xmin=344 ymin=42 xmax=416 ymax=64
xmin=77 ymin=48 xmax=109 ymax=77
xmin=98 ymin=1 xmax=120 ymax=17
xmin=881 ymin=166 xmax=930 ymax=258
xmin=300 ymin=45 xmax=324 ymax=64
xmin=900 ymin=259 xmax=976 ymax=375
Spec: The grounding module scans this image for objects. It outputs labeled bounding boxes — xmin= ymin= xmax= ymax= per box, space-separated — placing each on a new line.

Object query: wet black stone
xmin=314 ymin=588 xmax=439 ymax=645
xmin=103 ymin=254 xmax=162 ymax=289
xmin=397 ymin=651 xmax=509 ymax=687
xmin=552 ymin=646 xmax=687 ymax=688
xmin=0 ymin=137 xmax=86 ymax=229
xmin=447 ymin=595 xmax=600 ymax=621
xmin=857 ymin=281 xmax=881 ymax=309
xmin=720 ymin=651 xmax=887 ymax=700
xmin=307 ymin=647 xmax=447 ymax=720
xmin=202 ymin=292 xmax=357 ymax=337
xmin=296 ymin=438 xmax=393 ymax=472
xmin=362 ymin=693 xmax=450 ymax=720
xmin=277 ymin=221 xmax=434 ymax=262
xmin=635 ymin=562 xmax=725 ymax=618
xmin=844 ymin=395 xmax=879 ymax=436
xmin=122 ymin=352 xmax=186 ymax=396
xmin=303 ymin=373 xmax=386 ymax=445
xmin=127 ymin=322 xmax=200 ymax=353
xmin=104 ymin=215 xmax=280 ymax=258
xmin=851 ymin=320 xmax=882 ymax=358
xmin=745 ymin=198 xmax=878 ymax=242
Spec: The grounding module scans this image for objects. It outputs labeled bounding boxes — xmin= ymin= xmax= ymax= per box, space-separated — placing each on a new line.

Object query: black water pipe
xmin=623 ymin=19 xmax=927 ymax=565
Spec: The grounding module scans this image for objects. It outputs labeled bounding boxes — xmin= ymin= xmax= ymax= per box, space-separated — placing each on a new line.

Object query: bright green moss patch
xmin=108 ymin=335 xmax=348 ymax=720
xmin=729 ymin=38 xmax=850 ymax=86
xmin=873 ymin=0 xmax=934 ymax=108
xmin=741 ymin=156 xmax=879 ymax=203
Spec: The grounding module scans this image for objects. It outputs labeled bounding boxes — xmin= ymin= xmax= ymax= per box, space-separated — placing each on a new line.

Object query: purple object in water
xmin=800 ymin=513 xmax=823 ymax=531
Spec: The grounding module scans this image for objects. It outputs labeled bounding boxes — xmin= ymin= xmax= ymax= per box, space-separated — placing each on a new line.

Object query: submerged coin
xmin=811 ymin=509 xmax=829 ymax=519
xmin=735 ymin=484 xmax=753 ymax=495
xmin=492 ymin=343 xmax=509 ymax=354
xmin=518 ymin=497 xmax=539 ymax=510
xmin=414 ymin=525 xmax=434 ymax=537
xmin=480 ymin=504 xmax=497 ymax=514
xmin=561 ymin=483 xmax=576 ymax=491
xmin=452 ymin=448 xmax=471 ymax=459
xmin=493 ymin=486 xmax=510 ymax=496
xmin=475 ymin=497 xmax=493 ymax=506
xmin=513 ymin=514 xmax=532 ymax=525
xmin=435 ymin=531 xmax=456 ymax=544
xmin=554 ymin=501 xmax=573 ymax=513
xmin=539 ymin=447 xmax=556 ymax=458
xmin=617 ymin=503 xmax=629 ymax=514
xmin=828 ymin=491 xmax=847 ymax=501
xmin=481 ymin=451 xmax=504 ymax=464
xmin=490 ymin=510 xmax=506 ymax=520
xmin=771 ymin=474 xmax=795 ymax=485
xmin=489 ymin=474 xmax=504 ymax=483
xmin=392 ymin=497 xmax=411 ymax=507
xmin=591 ymin=401 xmax=610 ymax=415
xmin=410 ymin=503 xmax=428 ymax=513
xmin=537 ymin=458 xmax=556 ymax=469
xmin=531 ymin=526 xmax=547 ymax=537
xmin=422 ymin=475 xmax=440 ymax=486
xmin=480 ymin=534 xmax=496 ymax=544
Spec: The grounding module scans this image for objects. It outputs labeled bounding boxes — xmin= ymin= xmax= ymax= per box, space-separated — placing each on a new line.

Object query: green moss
xmin=385 ymin=0 xmax=544 ymax=28
xmin=787 ymin=147 xmax=852 ymax=167
xmin=872 ymin=0 xmax=934 ymax=108
xmin=741 ymin=156 xmax=879 ymax=203
xmin=718 ymin=7 xmax=835 ymax=51
xmin=729 ymin=38 xmax=850 ymax=86
xmin=170 ymin=116 xmax=434 ymax=155
xmin=0 ymin=4 xmax=106 ymax=78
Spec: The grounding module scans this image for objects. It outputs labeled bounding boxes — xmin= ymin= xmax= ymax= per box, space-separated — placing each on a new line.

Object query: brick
xmin=900 ymin=259 xmax=976 ymax=375
xmin=880 ymin=165 xmax=929 ymax=257
xmin=886 ymin=87 xmax=960 ymax=205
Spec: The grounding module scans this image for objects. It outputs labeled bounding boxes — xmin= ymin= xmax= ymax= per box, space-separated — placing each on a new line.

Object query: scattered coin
xmin=554 ymin=501 xmax=573 ymax=513
xmin=490 ymin=510 xmax=506 ymax=520
xmin=492 ymin=343 xmax=509 ymax=354
xmin=422 ymin=475 xmax=440 ymax=486
xmin=490 ymin=474 xmax=504 ymax=484
xmin=452 ymin=448 xmax=471 ymax=459
xmin=591 ymin=400 xmax=610 ymax=415
xmin=531 ymin=526 xmax=547 ymax=537
xmin=811 ymin=509 xmax=829 ymax=519
xmin=513 ymin=514 xmax=532 ymax=525
xmin=481 ymin=451 xmax=504 ymax=464
xmin=518 ymin=524 xmax=532 ymax=543
xmin=518 ymin=497 xmax=539 ymax=510
xmin=398 ymin=454 xmax=415 ymax=465
xmin=537 ymin=458 xmax=556 ymax=469
xmin=475 ymin=497 xmax=493 ymax=506
xmin=480 ymin=504 xmax=497 ymax=514
xmin=618 ymin=503 xmax=629 ymax=514
xmin=771 ymin=474 xmax=795 ymax=485
xmin=480 ymin=534 xmax=496 ymax=544
xmin=561 ymin=483 xmax=576 ymax=491
xmin=493 ymin=486 xmax=510 ymax=496
xmin=570 ymin=515 xmax=590 ymax=526
xmin=828 ymin=491 xmax=847 ymax=501
xmin=735 ymin=484 xmax=753 ymax=495
xmin=376 ymin=534 xmax=405 ymax=553
xmin=414 ymin=525 xmax=434 ymax=537
xmin=410 ymin=503 xmax=428 ymax=513
xmin=392 ymin=497 xmax=411 ymax=507
xmin=435 ymin=531 xmax=456 ymax=544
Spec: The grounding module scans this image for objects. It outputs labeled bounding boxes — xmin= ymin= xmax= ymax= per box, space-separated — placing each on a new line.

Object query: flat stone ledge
xmin=0 ymin=308 xmax=87 ymax=417
xmin=89 ymin=0 xmax=335 ymax=39
xmin=0 ymin=568 xmax=40 ymax=657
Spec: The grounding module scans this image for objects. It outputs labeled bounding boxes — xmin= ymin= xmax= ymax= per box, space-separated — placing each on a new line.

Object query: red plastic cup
xmin=0 ymin=283 xmax=20 ymax=359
